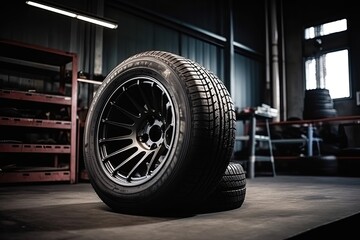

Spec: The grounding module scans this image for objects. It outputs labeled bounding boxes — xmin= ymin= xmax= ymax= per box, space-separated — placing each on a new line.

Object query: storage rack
xmin=0 ymin=39 xmax=78 ymax=183
xmin=235 ymin=105 xmax=277 ymax=178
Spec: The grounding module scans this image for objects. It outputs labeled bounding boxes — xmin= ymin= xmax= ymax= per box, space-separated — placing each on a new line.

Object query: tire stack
xmin=303 ymin=88 xmax=337 ymax=120
xmin=302 ymin=88 xmax=338 ymax=175
xmin=197 ymin=162 xmax=246 ymax=212
xmin=83 ymin=51 xmax=246 ymax=214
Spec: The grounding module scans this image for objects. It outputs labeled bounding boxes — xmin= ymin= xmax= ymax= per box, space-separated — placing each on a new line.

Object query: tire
xmin=303 ymin=109 xmax=337 ymax=119
xmin=83 ymin=51 xmax=236 ymax=214
xmin=198 ymin=162 xmax=247 ymax=212
xmin=297 ymin=155 xmax=338 ymax=176
xmin=304 ymin=88 xmax=330 ymax=97
xmin=303 ymin=88 xmax=337 ymax=120
xmin=304 ymin=101 xmax=334 ymax=110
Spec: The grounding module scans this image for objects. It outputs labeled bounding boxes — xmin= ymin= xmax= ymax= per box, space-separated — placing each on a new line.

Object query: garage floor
xmin=1 ymin=175 xmax=360 ymax=240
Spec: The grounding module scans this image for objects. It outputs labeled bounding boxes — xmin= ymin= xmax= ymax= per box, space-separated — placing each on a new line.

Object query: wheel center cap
xmin=138 ymin=118 xmax=164 ymax=149
xmin=149 ymin=125 xmax=162 ymax=142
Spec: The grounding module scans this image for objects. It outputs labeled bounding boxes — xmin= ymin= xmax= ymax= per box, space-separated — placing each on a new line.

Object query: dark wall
xmin=118 ymin=0 xmax=225 ymax=36
xmin=103 ymin=0 xmax=267 ymax=111
xmin=233 ymin=0 xmax=266 ymax=54
xmin=0 ymin=0 xmax=267 ymax=113
xmin=4 ymin=1 xmax=358 ymax=120
xmin=282 ymin=0 xmax=360 ymax=118
xmin=0 ymin=0 xmax=93 ymax=73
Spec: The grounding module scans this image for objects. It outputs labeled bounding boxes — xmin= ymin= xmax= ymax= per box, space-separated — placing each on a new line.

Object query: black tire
xmin=304 ymin=101 xmax=334 ymax=110
xmin=303 ymin=88 xmax=337 ymax=120
xmin=304 ymin=94 xmax=332 ymax=102
xmin=83 ymin=51 xmax=236 ymax=214
xmin=198 ymin=162 xmax=247 ymax=212
xmin=298 ymin=155 xmax=338 ymax=176
xmin=303 ymin=109 xmax=337 ymax=119
xmin=304 ymin=88 xmax=330 ymax=97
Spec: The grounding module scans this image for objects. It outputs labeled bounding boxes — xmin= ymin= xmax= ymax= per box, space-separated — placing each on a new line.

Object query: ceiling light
xmin=26 ymin=0 xmax=118 ymax=29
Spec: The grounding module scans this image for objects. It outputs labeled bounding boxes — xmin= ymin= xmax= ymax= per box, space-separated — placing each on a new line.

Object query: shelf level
xmin=0 ymin=39 xmax=78 ymax=184
xmin=0 ymin=89 xmax=71 ymax=105
xmin=0 ymin=39 xmax=75 ymax=66
xmin=0 ymin=171 xmax=71 ymax=183
xmin=0 ymin=116 xmax=71 ymax=129
xmin=0 ymin=144 xmax=71 ymax=153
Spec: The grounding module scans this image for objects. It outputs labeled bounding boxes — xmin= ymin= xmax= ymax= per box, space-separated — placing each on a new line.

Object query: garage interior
xmin=1 ymin=0 xmax=360 ymax=239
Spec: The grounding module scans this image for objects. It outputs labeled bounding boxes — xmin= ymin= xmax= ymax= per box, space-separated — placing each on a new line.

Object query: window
xmin=304 ymin=19 xmax=350 ymax=99
xmin=304 ymin=19 xmax=347 ymax=40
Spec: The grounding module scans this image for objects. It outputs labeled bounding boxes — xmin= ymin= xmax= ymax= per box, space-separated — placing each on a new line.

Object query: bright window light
xmin=323 ymin=50 xmax=350 ymax=98
xmin=305 ymin=19 xmax=347 ymax=40
xmin=305 ymin=58 xmax=317 ymax=89
xmin=304 ymin=18 xmax=350 ymax=99
xmin=305 ymin=50 xmax=350 ymax=99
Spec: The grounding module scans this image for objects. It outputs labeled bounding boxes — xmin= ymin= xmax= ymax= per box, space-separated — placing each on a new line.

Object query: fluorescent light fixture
xmin=26 ymin=1 xmax=76 ymax=17
xmin=77 ymin=15 xmax=117 ymax=29
xmin=26 ymin=0 xmax=118 ymax=29
xmin=77 ymin=78 xmax=102 ymax=85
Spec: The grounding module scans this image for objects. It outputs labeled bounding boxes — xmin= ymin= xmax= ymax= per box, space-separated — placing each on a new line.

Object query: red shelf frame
xmin=0 ymin=143 xmax=71 ymax=153
xmin=0 ymin=39 xmax=78 ymax=184
xmin=0 ymin=89 xmax=72 ymax=105
xmin=0 ymin=171 xmax=71 ymax=183
xmin=0 ymin=116 xmax=71 ymax=129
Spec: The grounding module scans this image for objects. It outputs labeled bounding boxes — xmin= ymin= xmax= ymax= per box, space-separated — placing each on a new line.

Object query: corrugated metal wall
xmin=103 ymin=4 xmax=225 ymax=80
xmin=233 ymin=53 xmax=263 ymax=109
xmin=102 ymin=9 xmax=181 ymax=75
xmin=180 ymin=35 xmax=224 ymax=81
xmin=1 ymin=0 xmax=266 ymax=113
xmin=103 ymin=1 xmax=265 ymax=111
xmin=0 ymin=0 xmax=266 ymax=156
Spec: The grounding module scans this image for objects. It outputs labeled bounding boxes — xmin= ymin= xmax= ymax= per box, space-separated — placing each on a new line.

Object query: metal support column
xmin=224 ymin=0 xmax=235 ymax=97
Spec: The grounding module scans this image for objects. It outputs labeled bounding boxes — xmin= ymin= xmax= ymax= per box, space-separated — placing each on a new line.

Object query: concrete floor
xmin=1 ymin=175 xmax=360 ymax=240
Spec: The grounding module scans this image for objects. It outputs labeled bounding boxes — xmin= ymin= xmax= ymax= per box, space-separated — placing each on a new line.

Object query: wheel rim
xmin=96 ymin=76 xmax=176 ymax=186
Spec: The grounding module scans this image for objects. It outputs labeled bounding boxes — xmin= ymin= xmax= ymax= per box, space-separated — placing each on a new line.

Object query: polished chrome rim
xmin=96 ymin=76 xmax=176 ymax=186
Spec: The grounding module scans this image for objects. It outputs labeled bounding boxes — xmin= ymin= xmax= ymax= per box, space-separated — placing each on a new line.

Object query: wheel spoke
xmin=151 ymin=83 xmax=160 ymax=112
xmin=110 ymin=101 xmax=139 ymax=121
xmin=138 ymin=83 xmax=153 ymax=112
xmin=125 ymin=150 xmax=156 ymax=181
xmin=164 ymin=123 xmax=174 ymax=149
xmin=124 ymin=89 xmax=146 ymax=114
xmin=102 ymin=144 xmax=134 ymax=162
xmin=160 ymin=92 xmax=166 ymax=117
xmin=97 ymin=77 xmax=176 ymax=186
xmin=111 ymin=148 xmax=144 ymax=176
xmin=145 ymin=147 xmax=164 ymax=174
xmin=102 ymin=118 xmax=134 ymax=130
xmin=99 ymin=135 xmax=132 ymax=144
xmin=165 ymin=102 xmax=172 ymax=125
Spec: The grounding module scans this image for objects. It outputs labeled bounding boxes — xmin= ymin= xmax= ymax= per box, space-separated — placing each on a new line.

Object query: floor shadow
xmin=286 ymin=212 xmax=360 ymax=239
xmin=0 ymin=202 xmax=192 ymax=233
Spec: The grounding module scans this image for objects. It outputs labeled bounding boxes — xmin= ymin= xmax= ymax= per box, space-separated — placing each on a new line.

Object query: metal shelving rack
xmin=235 ymin=105 xmax=277 ymax=178
xmin=0 ymin=39 xmax=78 ymax=183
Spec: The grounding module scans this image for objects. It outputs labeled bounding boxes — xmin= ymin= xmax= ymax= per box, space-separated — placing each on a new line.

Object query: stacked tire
xmin=83 ymin=51 xmax=245 ymax=214
xmin=302 ymin=88 xmax=338 ymax=175
xmin=303 ymin=88 xmax=337 ymax=120
xmin=198 ymin=162 xmax=246 ymax=212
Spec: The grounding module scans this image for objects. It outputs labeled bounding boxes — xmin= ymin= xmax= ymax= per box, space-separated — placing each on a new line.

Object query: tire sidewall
xmin=84 ymin=56 xmax=192 ymax=200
